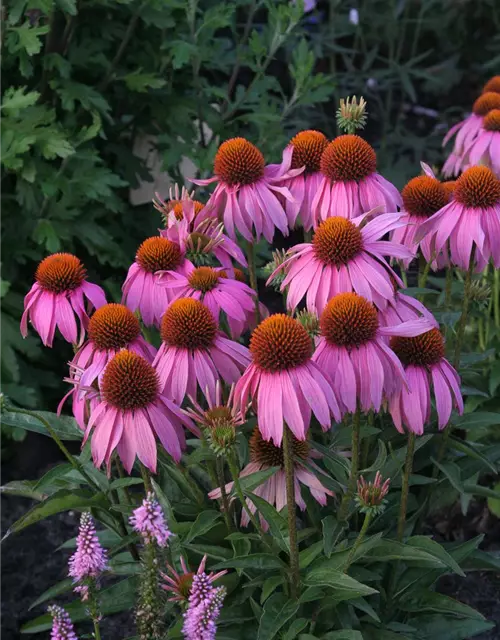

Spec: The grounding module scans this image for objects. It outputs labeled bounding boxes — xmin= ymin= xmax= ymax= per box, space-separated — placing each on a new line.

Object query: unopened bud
xmin=336 ymin=96 xmax=368 ymax=134
xmin=355 ymin=471 xmax=390 ymax=515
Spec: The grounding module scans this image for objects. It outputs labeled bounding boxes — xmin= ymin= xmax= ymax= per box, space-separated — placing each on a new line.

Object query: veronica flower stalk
xmin=182 ymin=572 xmax=226 ymax=640
xmin=161 ymin=554 xmax=227 ymax=604
xmin=48 ymin=605 xmax=79 ymax=640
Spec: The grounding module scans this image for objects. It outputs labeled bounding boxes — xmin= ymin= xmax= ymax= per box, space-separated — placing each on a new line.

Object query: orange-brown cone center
xmin=483 ymin=109 xmax=500 ymax=132
xmin=483 ymin=76 xmax=500 ymax=95
xmin=35 ymin=253 xmax=86 ymax=293
xmin=313 ymin=217 xmax=363 ymax=265
xmin=473 ymin=92 xmax=500 ymax=116
xmin=88 ymin=303 xmax=141 ymax=351
xmin=160 ymin=298 xmax=216 ymax=350
xmin=136 ymin=237 xmax=182 ymax=273
xmin=214 ymin=138 xmax=265 ymax=186
xmin=454 ymin=166 xmax=500 ymax=208
xmin=102 ymin=350 xmax=159 ymax=410
xmin=250 ymin=314 xmax=312 ymax=371
xmin=402 ymin=175 xmax=449 ymax=217
xmin=249 ymin=427 xmax=309 ymax=466
xmin=290 ymin=130 xmax=329 ymax=173
xmin=390 ymin=328 xmax=445 ymax=366
xmin=320 ymin=135 xmax=377 ymax=182
xmin=171 ymin=200 xmax=205 ymax=221
xmin=320 ymin=293 xmax=379 ymax=346
xmin=188 ymin=267 xmax=220 ymax=293
xmin=442 ymin=180 xmax=456 ymax=199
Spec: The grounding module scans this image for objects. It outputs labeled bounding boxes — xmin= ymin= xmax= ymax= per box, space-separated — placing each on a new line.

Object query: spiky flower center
xmin=320 ymin=293 xmax=379 ymax=346
xmin=88 ymin=303 xmax=140 ymax=350
xmin=290 ymin=130 xmax=329 ymax=173
xmin=161 ymin=298 xmax=216 ymax=350
xmin=313 ymin=217 xmax=363 ymax=265
xmin=442 ymin=180 xmax=456 ymax=199
xmin=402 ymin=175 xmax=448 ymax=217
xmin=101 ymin=350 xmax=158 ymax=410
xmin=171 ymin=200 xmax=205 ymax=221
xmin=473 ymin=92 xmax=500 ymax=116
xmin=250 ymin=314 xmax=312 ymax=371
xmin=390 ymin=328 xmax=445 ymax=367
xmin=483 ymin=109 xmax=500 ymax=132
xmin=454 ymin=166 xmax=500 ymax=208
xmin=136 ymin=237 xmax=182 ymax=273
xmin=483 ymin=76 xmax=500 ymax=94
xmin=214 ymin=138 xmax=265 ymax=186
xmin=233 ymin=268 xmax=246 ymax=283
xmin=249 ymin=427 xmax=309 ymax=467
xmin=188 ymin=267 xmax=220 ymax=293
xmin=205 ymin=406 xmax=234 ymax=429
xmin=320 ymin=135 xmax=377 ymax=182
xmin=35 ymin=253 xmax=86 ymax=293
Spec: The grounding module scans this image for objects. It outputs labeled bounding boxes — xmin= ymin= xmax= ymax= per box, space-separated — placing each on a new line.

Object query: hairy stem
xmin=282 ymin=425 xmax=300 ymax=599
xmin=397 ymin=432 xmax=415 ymax=541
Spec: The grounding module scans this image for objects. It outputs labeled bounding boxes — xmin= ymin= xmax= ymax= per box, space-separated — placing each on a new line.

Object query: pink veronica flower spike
xmin=312 ymin=134 xmax=401 ymax=224
xmin=21 ymin=253 xmax=106 ymax=347
xmin=389 ymin=328 xmax=464 ymax=434
xmin=234 ymin=314 xmax=342 ymax=446
xmin=153 ymin=298 xmax=250 ymax=404
xmin=268 ymin=212 xmax=414 ymax=314
xmin=161 ymin=554 xmax=227 ymax=604
xmin=122 ymin=236 xmax=191 ymax=327
xmin=192 ymin=137 xmax=302 ymax=243
xmin=83 ymin=350 xmax=195 ymax=474
xmin=209 ymin=427 xmax=333 ymax=530
xmin=416 ymin=166 xmax=500 ymax=271
xmin=313 ymin=293 xmax=435 ymax=414
xmin=159 ymin=263 xmax=255 ymax=338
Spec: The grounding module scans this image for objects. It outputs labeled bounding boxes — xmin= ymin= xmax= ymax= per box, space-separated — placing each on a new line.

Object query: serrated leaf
xmin=1 ymin=86 xmax=40 ymax=111
xmin=257 ymin=593 xmax=299 ymax=640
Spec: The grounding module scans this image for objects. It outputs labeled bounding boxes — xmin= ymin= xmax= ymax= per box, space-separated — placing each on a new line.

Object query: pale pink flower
xmin=153 ymin=298 xmax=250 ymax=404
xmin=313 ymin=293 xmax=435 ymax=414
xmin=48 ymin=605 xmax=78 ymax=640
xmin=268 ymin=212 xmax=413 ymax=314
xmin=192 ymin=137 xmax=302 ymax=243
xmin=68 ymin=512 xmax=108 ymax=586
xmin=209 ymin=427 xmax=333 ymax=530
xmin=416 ymin=166 xmax=500 ymax=271
xmin=83 ymin=350 xmax=195 ymax=474
xmin=161 ymin=554 xmax=227 ymax=604
xmin=21 ymin=253 xmax=106 ymax=347
xmin=312 ymin=135 xmax=401 ymax=224
xmin=234 ymin=314 xmax=341 ymax=446
xmin=389 ymin=328 xmax=464 ymax=434
xmin=130 ymin=492 xmax=172 ymax=546
xmin=122 ymin=236 xmax=191 ymax=327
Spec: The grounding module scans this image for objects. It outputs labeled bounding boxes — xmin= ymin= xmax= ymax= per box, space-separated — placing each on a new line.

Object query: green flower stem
xmin=397 ymin=432 xmax=416 ymax=541
xmin=5 ymin=407 xmax=101 ymax=492
xmin=344 ymin=511 xmax=372 ymax=572
xmin=246 ymin=241 xmax=261 ymax=324
xmin=418 ymin=254 xmax=431 ymax=292
xmin=282 ymin=425 xmax=300 ymax=599
xmin=139 ymin=463 xmax=153 ymax=494
xmin=494 ymin=268 xmax=500 ymax=329
xmin=93 ymin=619 xmax=102 ymax=640
xmin=216 ymin=457 xmax=233 ymax=532
xmin=445 ymin=266 xmax=453 ymax=309
xmin=338 ymin=409 xmax=361 ymax=522
xmin=114 ymin=459 xmax=133 ymax=505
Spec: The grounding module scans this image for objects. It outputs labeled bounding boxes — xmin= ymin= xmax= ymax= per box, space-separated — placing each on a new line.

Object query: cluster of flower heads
xmin=26 ymin=86 xmax=500 ymax=483
xmin=130 ymin=492 xmax=172 ymax=547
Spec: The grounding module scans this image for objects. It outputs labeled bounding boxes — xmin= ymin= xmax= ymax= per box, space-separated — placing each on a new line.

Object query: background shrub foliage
xmin=2 ymin=1 xmax=500 ymax=639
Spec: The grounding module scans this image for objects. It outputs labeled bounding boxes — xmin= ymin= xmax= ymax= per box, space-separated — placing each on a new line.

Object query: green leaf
xmin=123 ymin=70 xmax=167 ymax=92
xmin=33 ymin=463 xmax=74 ymax=491
xmin=363 ymin=540 xmax=446 ymax=567
xmin=183 ymin=543 xmax=233 ymax=561
xmin=184 ymin=510 xmax=222 ymax=543
xmin=322 ymin=515 xmax=345 ymax=558
xmin=323 ymin=633 xmax=363 ymax=640
xmin=55 ymin=0 xmax=78 ymax=15
xmin=0 ymin=480 xmax=46 ymax=501
xmin=29 ymin=578 xmax=73 ymax=611
xmin=351 ymin=596 xmax=381 ymax=622
xmin=360 ymin=440 xmax=387 ymax=473
xmin=487 ymin=481 xmax=500 ymax=517
xmin=283 ymin=618 xmax=308 ymax=640
xmin=400 ymin=589 xmax=484 ymax=619
xmin=261 ymin=575 xmax=283 ymax=604
xmin=151 ymin=477 xmax=177 ymax=526
xmin=245 ymin=492 xmax=289 ymax=552
xmin=431 ymin=458 xmax=463 ymax=492
xmin=214 ymin=554 xmax=287 ymax=571
xmin=453 ymin=411 xmax=500 ymax=429
xmin=448 ymin=437 xmax=497 ymax=473
xmin=463 ymin=483 xmax=500 ymax=500
xmin=109 ymin=477 xmax=144 ymax=490
xmin=406 ymin=614 xmax=494 ymax=640
xmin=1 ymin=409 xmax=82 ymax=440
xmin=304 ymin=569 xmax=378 ymax=601
xmin=239 ymin=466 xmax=279 ymax=493
xmin=1 ymin=86 xmax=40 ymax=111
xmin=257 ymin=593 xmax=299 ymax=640
xmin=406 ymin=536 xmax=465 ymax=576
xmin=299 ymin=541 xmax=323 ymax=569
xmin=9 ymin=22 xmax=49 ymax=56
xmin=2 ymin=490 xmax=106 ymax=539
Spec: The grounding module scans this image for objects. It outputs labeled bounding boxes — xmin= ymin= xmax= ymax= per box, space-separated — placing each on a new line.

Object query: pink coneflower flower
xmin=379 ymin=287 xmax=437 ymax=328
xmin=21 ymin=253 xmax=106 ymax=347
xmin=390 ymin=175 xmax=450 ymax=267
xmin=71 ymin=303 xmax=155 ymax=391
xmin=209 ymin=427 xmax=333 ymax=529
xmin=234 ymin=314 xmax=341 ymax=445
xmin=312 ymin=135 xmax=401 ymax=224
xmin=130 ymin=492 xmax=172 ymax=546
xmin=416 ymin=166 xmax=500 ymax=271
xmin=278 ymin=130 xmax=329 ymax=230
xmin=68 ymin=512 xmax=108 ymax=596
xmin=83 ymin=350 xmax=194 ymax=473
xmin=58 ymin=363 xmax=101 ymax=431
xmin=161 ymin=554 xmax=227 ymax=604
xmin=313 ymin=293 xmax=434 ymax=414
xmin=153 ymin=298 xmax=250 ymax=404
xmin=192 ymin=137 xmax=302 ymax=243
xmin=389 ymin=328 xmax=464 ymax=434
xmin=462 ymin=109 xmax=500 ymax=177
xmin=48 ymin=605 xmax=78 ymax=640
xmin=160 ymin=264 xmax=255 ymax=338
xmin=442 ymin=92 xmax=500 ymax=177
xmin=268 ymin=213 xmax=413 ymax=314
xmin=122 ymin=236 xmax=191 ymax=327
